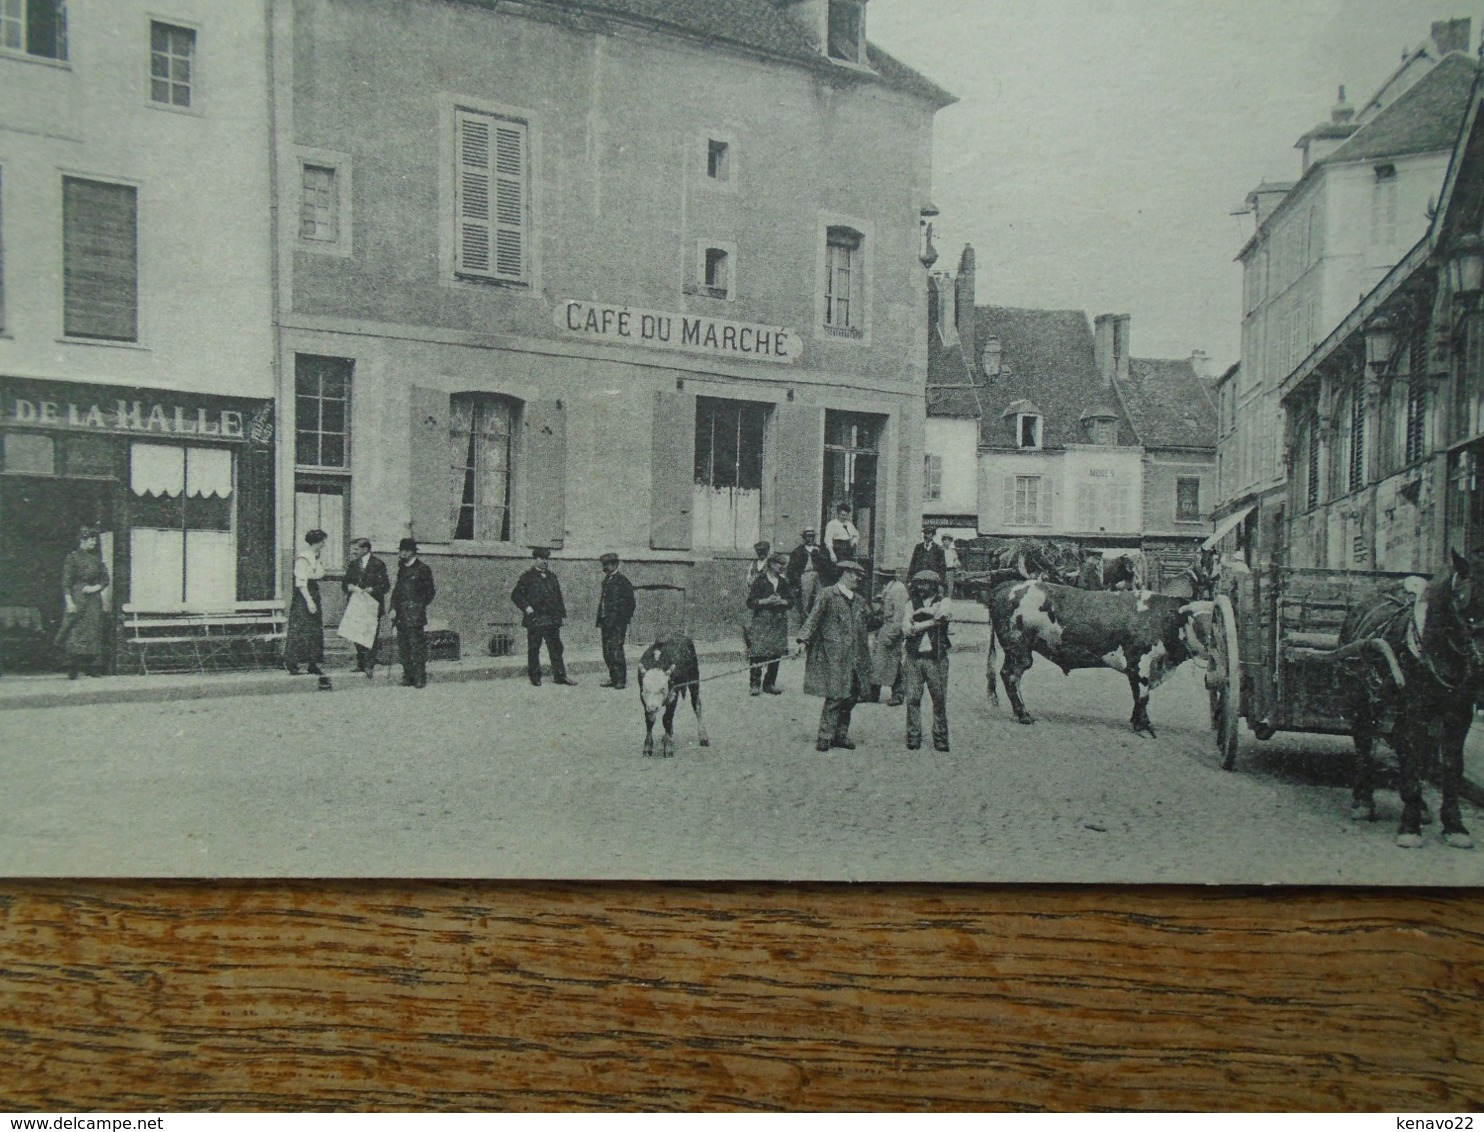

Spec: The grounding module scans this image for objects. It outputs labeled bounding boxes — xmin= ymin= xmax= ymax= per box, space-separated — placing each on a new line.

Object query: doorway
xmin=822 ymin=411 xmax=884 ymax=561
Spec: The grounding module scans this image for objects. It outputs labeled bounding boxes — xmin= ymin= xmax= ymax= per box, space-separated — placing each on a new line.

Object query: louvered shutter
xmin=1040 ymin=476 xmax=1055 ymax=527
xmin=455 ymin=110 xmax=527 ymax=282
xmin=409 ymin=387 xmax=451 ymax=543
xmin=521 ymin=400 xmax=566 ymax=549
xmin=650 ymin=390 xmax=696 ymax=550
xmin=1002 ymin=474 xmax=1016 ymax=526
xmin=63 ymin=177 xmax=138 ymax=341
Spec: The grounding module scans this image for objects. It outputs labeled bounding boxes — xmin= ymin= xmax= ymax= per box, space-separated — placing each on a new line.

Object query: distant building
xmin=1219 ymin=18 xmax=1477 ymax=564
xmin=923 ymin=248 xmax=982 ymax=532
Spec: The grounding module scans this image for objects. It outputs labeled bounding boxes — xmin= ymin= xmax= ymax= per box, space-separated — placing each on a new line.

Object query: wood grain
xmin=2 ymin=883 xmax=1481 ymax=1111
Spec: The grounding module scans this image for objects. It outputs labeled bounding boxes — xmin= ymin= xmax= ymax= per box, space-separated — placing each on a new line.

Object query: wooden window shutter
xmin=521 ymin=399 xmax=566 ymax=549
xmin=455 ymin=109 xmax=527 ymax=282
xmin=63 ymin=177 xmax=138 ymax=341
xmin=650 ymin=390 xmax=696 ymax=550
xmin=1040 ymin=476 xmax=1054 ymax=526
xmin=409 ymin=386 xmax=451 ymax=543
xmin=1002 ymin=474 xmax=1016 ymax=526
xmin=769 ymin=403 xmax=824 ymax=538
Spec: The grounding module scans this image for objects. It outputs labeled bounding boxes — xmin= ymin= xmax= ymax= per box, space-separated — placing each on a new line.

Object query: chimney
xmin=955 ymin=244 xmax=976 ymax=375
xmin=1189 ymin=349 xmax=1210 ymax=379
xmin=1295 ymin=86 xmax=1358 ymax=173
xmin=1431 ymin=18 xmax=1471 ymax=56
xmin=933 ymin=274 xmax=957 ymax=344
xmin=1094 ymin=314 xmax=1130 ymax=387
xmin=980 ymin=334 xmax=1002 ymax=380
xmin=1245 ymin=182 xmax=1294 ymax=227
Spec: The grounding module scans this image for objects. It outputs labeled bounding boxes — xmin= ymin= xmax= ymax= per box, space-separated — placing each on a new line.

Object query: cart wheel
xmin=1207 ymin=593 xmax=1241 ymax=771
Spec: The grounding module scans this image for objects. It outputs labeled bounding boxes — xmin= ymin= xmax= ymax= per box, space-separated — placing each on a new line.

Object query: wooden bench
xmin=122 ymin=601 xmax=287 ymax=674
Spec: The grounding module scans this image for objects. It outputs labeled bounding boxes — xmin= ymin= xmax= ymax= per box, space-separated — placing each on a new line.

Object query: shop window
xmin=923 ymin=453 xmax=942 ymax=502
xmin=1176 ymin=476 xmax=1201 ymax=522
xmin=0 ymin=0 xmax=66 ymax=61
xmin=2 ymin=432 xmax=54 ymax=475
xmin=149 ymin=21 xmax=195 ymax=109
xmin=693 ymin=397 xmax=766 ymax=550
xmin=824 ymin=226 xmax=864 ymax=337
xmin=129 ymin=443 xmax=235 ymax=609
xmin=450 ymin=393 xmax=515 ymax=542
xmin=295 ymin=354 xmax=351 ymax=468
xmin=827 ymin=0 xmax=863 ymax=61
xmin=62 ymin=177 xmax=138 ymax=342
xmin=454 ymin=107 xmax=528 ymax=284
xmin=59 ymin=433 xmax=113 ymax=477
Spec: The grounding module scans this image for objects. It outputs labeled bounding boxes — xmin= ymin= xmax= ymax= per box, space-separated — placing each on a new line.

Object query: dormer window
xmin=1081 ymin=405 xmax=1120 ymax=446
xmin=827 ymin=0 xmax=863 ymax=62
xmin=1018 ymin=414 xmax=1042 ymax=449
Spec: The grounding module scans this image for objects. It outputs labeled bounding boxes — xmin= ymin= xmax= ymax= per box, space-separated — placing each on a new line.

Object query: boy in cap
xmin=511 ymin=547 xmax=576 ymax=686
xmin=389 ymin=538 xmax=437 ymax=688
xmin=902 ymin=569 xmax=952 ymax=752
xmin=595 ymin=552 xmax=635 ymax=689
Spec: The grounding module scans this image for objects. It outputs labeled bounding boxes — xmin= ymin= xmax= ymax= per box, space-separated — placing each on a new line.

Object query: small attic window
xmin=1089 ymin=419 xmax=1117 ymax=446
xmin=1017 ymin=413 xmax=1042 ymax=449
xmin=827 ymin=0 xmax=863 ymax=62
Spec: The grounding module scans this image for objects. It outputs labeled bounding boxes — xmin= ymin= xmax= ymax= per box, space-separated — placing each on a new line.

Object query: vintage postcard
xmin=4 ymin=0 xmax=1484 ymax=884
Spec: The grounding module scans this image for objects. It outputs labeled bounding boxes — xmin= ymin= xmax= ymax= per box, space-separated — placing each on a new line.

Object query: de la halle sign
xmin=556 ymin=300 xmax=801 ymax=364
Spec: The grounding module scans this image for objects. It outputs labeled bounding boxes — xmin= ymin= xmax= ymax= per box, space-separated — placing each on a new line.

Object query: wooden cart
xmin=1206 ymin=565 xmax=1420 ymax=769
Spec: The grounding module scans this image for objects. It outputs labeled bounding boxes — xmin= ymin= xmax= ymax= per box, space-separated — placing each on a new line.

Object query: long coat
xmin=745 ymin=571 xmax=793 ymax=660
xmin=57 ymin=548 xmax=109 ymax=661
xmin=595 ymin=570 xmax=636 ymax=630
xmin=908 ymin=541 xmax=948 ymax=582
xmin=870 ymin=579 xmax=910 ymax=686
xmin=511 ymin=567 xmax=566 ymax=629
xmin=798 ymin=584 xmax=872 ymax=699
xmin=391 ymin=559 xmax=437 ymax=627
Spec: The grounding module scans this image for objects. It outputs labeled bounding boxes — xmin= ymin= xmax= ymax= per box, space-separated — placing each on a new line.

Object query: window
xmin=295 ymin=355 xmax=351 ymax=468
xmin=300 ymin=165 xmax=337 ymax=242
xmin=1405 ymin=338 xmax=1427 ymax=466
xmin=450 ymin=394 xmax=515 ymax=542
xmin=824 ymin=226 xmax=863 ymax=336
xmin=149 ymin=21 xmax=194 ymax=108
xmin=1076 ymin=480 xmax=1130 ymax=532
xmin=1089 ymin=418 xmax=1117 ymax=446
xmin=294 ymin=481 xmax=347 ymax=574
xmin=129 ymin=443 xmax=235 ymax=609
xmin=1371 ymin=165 xmax=1398 ymax=254
xmin=827 ymin=0 xmax=863 ymax=61
xmin=1306 ymin=413 xmax=1320 ymax=511
xmin=1349 ymin=384 xmax=1366 ymax=492
xmin=693 ymin=397 xmax=766 ymax=549
xmin=1017 ymin=413 xmax=1042 ymax=449
xmin=1013 ymin=475 xmax=1042 ymax=525
xmin=0 ymin=0 xmax=65 ymax=60
xmin=62 ymin=177 xmax=138 ymax=342
xmin=923 ymin=453 xmax=942 ymax=502
xmin=707 ymin=139 xmax=729 ymax=181
xmin=454 ymin=107 xmax=528 ymax=284
xmin=1176 ymin=476 xmax=1201 ymax=522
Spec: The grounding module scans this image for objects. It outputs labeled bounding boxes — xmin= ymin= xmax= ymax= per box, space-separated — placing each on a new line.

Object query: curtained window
xmin=450 ymin=394 xmax=514 ymax=541
xmin=129 ymin=443 xmax=234 ymax=609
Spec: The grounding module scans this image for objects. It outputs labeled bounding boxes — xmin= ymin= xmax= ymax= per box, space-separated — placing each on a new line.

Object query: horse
xmin=1337 ymin=550 xmax=1484 ymax=849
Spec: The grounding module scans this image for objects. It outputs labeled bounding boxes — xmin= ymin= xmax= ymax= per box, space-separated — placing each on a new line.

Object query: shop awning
xmin=1202 ymin=505 xmax=1255 ymax=551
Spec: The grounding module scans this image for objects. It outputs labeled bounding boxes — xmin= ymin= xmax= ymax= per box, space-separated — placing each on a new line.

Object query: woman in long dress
xmin=284 ymin=528 xmax=332 ymax=690
xmin=57 ymin=526 xmax=110 ymax=679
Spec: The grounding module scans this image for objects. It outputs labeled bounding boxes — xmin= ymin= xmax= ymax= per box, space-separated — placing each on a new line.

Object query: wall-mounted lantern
xmin=1446 ymin=232 xmax=1484 ymax=304
xmin=919 ymin=202 xmax=940 ymax=270
xmin=1363 ymin=313 xmax=1397 ymax=375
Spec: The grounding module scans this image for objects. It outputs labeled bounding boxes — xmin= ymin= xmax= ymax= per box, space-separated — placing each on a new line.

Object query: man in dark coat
xmin=902 ymin=569 xmax=952 ymax=752
xmin=796 ymin=558 xmax=873 ymax=752
xmin=342 ymin=537 xmax=391 ymax=680
xmin=511 ymin=547 xmax=576 ymax=686
xmin=389 ymin=537 xmax=436 ymax=688
xmin=908 ymin=525 xmax=948 ymax=584
xmin=785 ymin=526 xmax=826 ymax=623
xmin=595 ymin=552 xmax=636 ymax=689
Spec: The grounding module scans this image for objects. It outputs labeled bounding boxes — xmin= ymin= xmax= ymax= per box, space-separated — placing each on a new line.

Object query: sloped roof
xmin=490 ymin=0 xmax=955 ymax=106
xmin=1326 ymin=52 xmax=1478 ymax=163
xmin=973 ymin=306 xmax=1138 ymax=450
xmin=925 ymin=280 xmax=981 ymax=419
xmin=1114 ymin=358 xmax=1219 ymax=451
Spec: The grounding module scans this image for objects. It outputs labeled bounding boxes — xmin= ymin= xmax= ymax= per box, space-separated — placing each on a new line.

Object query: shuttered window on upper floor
xmin=454 ymin=108 xmax=528 ymax=284
xmin=62 ymin=176 xmax=138 ymax=342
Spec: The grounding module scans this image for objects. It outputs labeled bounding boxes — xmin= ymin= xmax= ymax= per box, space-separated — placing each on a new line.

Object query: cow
xmin=637 ymin=636 xmax=710 ymax=757
xmin=987 ymin=579 xmax=1211 ymax=737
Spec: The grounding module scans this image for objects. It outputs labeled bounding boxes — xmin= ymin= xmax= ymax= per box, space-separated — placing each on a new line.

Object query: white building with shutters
xmin=274 ymin=0 xmax=952 ymax=645
xmin=0 ymin=0 xmax=277 ymax=673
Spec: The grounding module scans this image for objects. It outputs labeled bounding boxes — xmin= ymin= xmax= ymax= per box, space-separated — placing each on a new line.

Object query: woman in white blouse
xmin=284 ymin=528 xmax=331 ymax=690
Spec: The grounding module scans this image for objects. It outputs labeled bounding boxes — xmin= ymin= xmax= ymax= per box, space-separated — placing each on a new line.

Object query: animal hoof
xmin=1016 ymin=715 xmax=1035 ymax=726
xmin=1350 ymin=804 xmax=1376 ymax=823
xmin=1395 ymin=832 xmax=1424 ymax=849
xmin=1443 ymin=831 xmax=1475 ymax=850
xmin=699 ymin=738 xmax=710 ymax=747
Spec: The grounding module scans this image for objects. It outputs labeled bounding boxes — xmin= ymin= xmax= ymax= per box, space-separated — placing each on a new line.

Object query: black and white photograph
xmin=5 ymin=0 xmax=1484 ymax=884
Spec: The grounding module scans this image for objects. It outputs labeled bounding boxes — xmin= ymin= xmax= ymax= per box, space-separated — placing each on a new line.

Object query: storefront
xmin=0 ymin=378 xmax=276 ymax=672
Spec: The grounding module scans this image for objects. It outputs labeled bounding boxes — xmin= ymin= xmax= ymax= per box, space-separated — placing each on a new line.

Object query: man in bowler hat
xmin=595 ymin=552 xmax=636 ymax=689
xmin=511 ymin=547 xmax=576 ymax=686
xmin=389 ymin=537 xmax=436 ymax=688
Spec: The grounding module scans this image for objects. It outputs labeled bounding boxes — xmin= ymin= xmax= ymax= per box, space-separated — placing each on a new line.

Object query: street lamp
xmin=1447 ymin=232 xmax=1484 ymax=306
xmin=1363 ymin=313 xmax=1397 ymax=374
xmin=919 ymin=202 xmax=940 ymax=269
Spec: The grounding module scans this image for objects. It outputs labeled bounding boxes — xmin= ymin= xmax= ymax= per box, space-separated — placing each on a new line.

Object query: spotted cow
xmin=637 ymin=636 xmax=710 ymax=757
xmin=987 ymin=580 xmax=1211 ymax=736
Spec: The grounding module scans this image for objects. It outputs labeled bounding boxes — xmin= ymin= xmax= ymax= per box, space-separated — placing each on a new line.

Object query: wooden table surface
xmin=2 ymin=882 xmax=1481 ymax=1111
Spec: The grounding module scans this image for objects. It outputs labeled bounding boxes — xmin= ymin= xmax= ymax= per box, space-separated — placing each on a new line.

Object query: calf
xmin=987 ymin=580 xmax=1210 ymax=737
xmin=637 ymin=636 xmax=710 ymax=757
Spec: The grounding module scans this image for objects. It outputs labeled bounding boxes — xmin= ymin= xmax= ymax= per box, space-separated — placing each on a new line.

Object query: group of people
xmin=742 ymin=517 xmax=957 ymax=754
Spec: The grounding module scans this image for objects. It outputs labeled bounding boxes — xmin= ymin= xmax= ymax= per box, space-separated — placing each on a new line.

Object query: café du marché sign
xmin=557 ymin=300 xmax=801 ymax=364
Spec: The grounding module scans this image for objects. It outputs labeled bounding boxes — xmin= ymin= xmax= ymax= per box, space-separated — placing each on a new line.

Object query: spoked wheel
xmin=1206 ymin=594 xmax=1241 ymax=771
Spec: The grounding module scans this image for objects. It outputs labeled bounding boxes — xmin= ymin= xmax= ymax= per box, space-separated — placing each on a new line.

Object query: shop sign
xmin=556 ymin=300 xmax=801 ymax=364
xmin=1 ymin=379 xmax=272 ymax=443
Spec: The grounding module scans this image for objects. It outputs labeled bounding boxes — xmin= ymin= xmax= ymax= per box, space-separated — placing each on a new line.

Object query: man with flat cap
xmin=512 ymin=547 xmax=575 ymax=686
xmin=389 ymin=537 xmax=436 ymax=688
xmin=595 ymin=552 xmax=635 ymax=689
xmin=908 ymin=524 xmax=948 ymax=584
xmin=797 ymin=557 xmax=873 ymax=752
xmin=902 ymin=569 xmax=953 ymax=752
xmin=745 ymin=540 xmax=772 ymax=590
xmin=786 ymin=526 xmax=825 ymax=623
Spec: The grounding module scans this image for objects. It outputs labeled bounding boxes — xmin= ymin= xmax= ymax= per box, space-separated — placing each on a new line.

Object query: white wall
xmin=924 ymin=417 xmax=978 ymax=517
